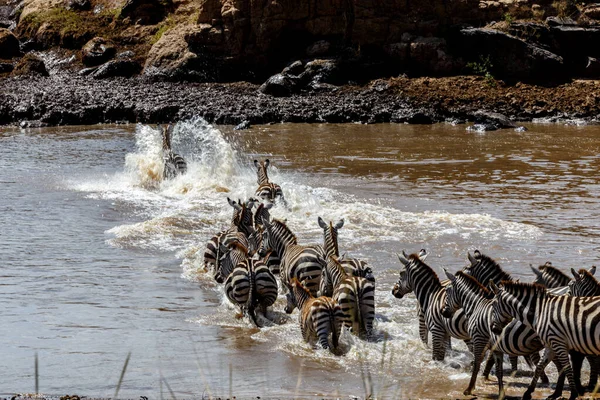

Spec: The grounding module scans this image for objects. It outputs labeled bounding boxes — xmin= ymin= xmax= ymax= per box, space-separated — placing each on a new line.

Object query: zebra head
xmin=489 ymin=281 xmax=540 ymax=334
xmin=441 ymin=269 xmax=459 ymax=318
xmin=247 ymin=228 xmax=262 ymax=257
xmin=319 ymin=255 xmax=343 ymax=297
xmin=215 ymin=241 xmax=248 ymax=284
xmin=227 ymin=197 xmax=255 ymax=236
xmin=464 ymin=250 xmax=511 ymax=288
xmin=393 ymin=250 xmax=430 ymax=298
xmin=253 ymin=159 xmax=270 ymax=185
xmin=569 ymin=267 xmax=600 ymax=296
xmin=318 ymin=217 xmax=344 ymax=258
xmin=253 ymin=201 xmax=273 ymax=230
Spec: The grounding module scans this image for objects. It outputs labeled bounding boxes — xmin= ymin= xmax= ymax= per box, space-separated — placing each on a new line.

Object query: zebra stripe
xmin=442 ymin=270 xmax=548 ymax=397
xmin=393 ymin=251 xmax=470 ymax=361
xmin=464 ymin=250 xmax=512 ymax=288
xmin=224 ymin=248 xmax=278 ymax=327
xmin=531 ymin=262 xmax=571 ymax=288
xmin=320 ymin=256 xmax=375 ymax=339
xmin=289 ymin=278 xmax=344 ymax=352
xmin=251 ymin=202 xmax=281 ymax=274
xmin=253 ymin=159 xmax=288 ymax=207
xmin=259 ymin=218 xmax=324 ymax=314
xmin=569 ymin=267 xmax=600 ymax=297
xmin=317 ymin=217 xmax=375 ymax=282
xmin=490 ymin=281 xmax=600 ymax=400
xmin=161 ymin=124 xmax=187 ymax=179
xmin=203 ymin=198 xmax=254 ymax=282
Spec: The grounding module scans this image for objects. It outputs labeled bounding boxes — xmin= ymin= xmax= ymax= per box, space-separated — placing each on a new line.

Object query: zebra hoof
xmin=463 ymin=389 xmax=473 ymax=396
xmin=522 ymin=390 xmax=533 ymax=400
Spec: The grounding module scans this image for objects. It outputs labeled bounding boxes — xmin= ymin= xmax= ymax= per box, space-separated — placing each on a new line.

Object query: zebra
xmin=288 ymin=277 xmax=344 ymax=352
xmin=490 ymin=280 xmax=600 ymax=400
xmin=223 ymin=242 xmax=278 ymax=327
xmin=253 ymin=159 xmax=288 ymax=207
xmin=442 ymin=269 xmax=550 ymax=397
xmin=317 ymin=217 xmax=375 ymax=282
xmin=464 ymin=250 xmax=512 ymax=288
xmin=250 ymin=202 xmax=281 ymax=275
xmin=160 ymin=124 xmax=187 ymax=180
xmin=530 ymin=261 xmax=572 ymax=288
xmin=203 ymin=197 xmax=255 ymax=283
xmin=319 ymin=255 xmax=375 ymax=340
xmin=258 ymin=217 xmax=324 ymax=314
xmin=392 ymin=250 xmax=471 ymax=361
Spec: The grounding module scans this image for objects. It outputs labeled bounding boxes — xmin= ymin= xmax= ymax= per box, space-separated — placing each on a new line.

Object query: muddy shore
xmin=1 ymin=74 xmax=598 ymax=128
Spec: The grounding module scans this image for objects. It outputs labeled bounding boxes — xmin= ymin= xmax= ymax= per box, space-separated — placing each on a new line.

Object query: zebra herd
xmin=394 ymin=249 xmax=600 ymax=400
xmin=161 ymin=129 xmax=600 ymax=399
xmin=199 ymin=158 xmax=376 ymax=352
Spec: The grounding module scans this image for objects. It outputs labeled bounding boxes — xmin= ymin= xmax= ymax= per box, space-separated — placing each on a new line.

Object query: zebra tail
xmin=246 ymin=267 xmax=261 ymax=328
xmin=356 ymin=293 xmax=366 ymax=340
xmin=331 ymin=305 xmax=340 ymax=349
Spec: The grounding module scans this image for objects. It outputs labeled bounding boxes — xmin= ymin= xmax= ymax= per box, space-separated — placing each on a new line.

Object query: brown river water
xmin=1 ymin=119 xmax=600 ymax=399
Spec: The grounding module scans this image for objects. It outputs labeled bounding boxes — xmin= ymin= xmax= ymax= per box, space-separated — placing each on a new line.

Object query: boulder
xmin=92 ymin=59 xmax=141 ymax=79
xmin=545 ymin=16 xmax=577 ymax=26
xmin=306 ymin=40 xmax=331 ymax=57
xmin=583 ymin=4 xmax=600 ymax=20
xmin=471 ymin=111 xmax=519 ymax=130
xmin=81 ymin=37 xmax=116 ymax=67
xmin=298 ymin=59 xmax=340 ymax=85
xmin=258 ymin=73 xmax=299 ymax=97
xmin=0 ymin=62 xmax=14 ymax=73
xmin=0 ymin=28 xmax=20 ymax=59
xmin=120 ymin=0 xmax=172 ymax=25
xmin=583 ymin=57 xmax=600 ymax=77
xmin=408 ymin=36 xmax=462 ymax=75
xmin=12 ymin=53 xmax=48 ymax=76
xmin=454 ymin=28 xmax=565 ymax=81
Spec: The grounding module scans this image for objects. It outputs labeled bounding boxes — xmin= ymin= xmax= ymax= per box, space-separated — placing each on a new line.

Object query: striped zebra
xmin=531 ymin=262 xmax=571 ymax=288
xmin=161 ymin=124 xmax=187 ymax=180
xmin=253 ymin=159 xmax=288 ymax=207
xmin=490 ymin=281 xmax=600 ymax=400
xmin=464 ymin=250 xmax=512 ymax=287
xmin=250 ymin=202 xmax=281 ymax=275
xmin=223 ymin=242 xmax=278 ymax=327
xmin=258 ymin=217 xmax=325 ymax=314
xmin=203 ymin=197 xmax=255 ymax=283
xmin=393 ymin=250 xmax=471 ymax=361
xmin=317 ymin=217 xmax=375 ymax=282
xmin=442 ymin=270 xmax=550 ymax=397
xmin=288 ymin=278 xmax=344 ymax=352
xmin=319 ymin=255 xmax=375 ymax=339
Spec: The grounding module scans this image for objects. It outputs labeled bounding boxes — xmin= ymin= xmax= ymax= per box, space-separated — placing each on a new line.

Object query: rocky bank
xmin=1 ymin=0 xmax=600 ymax=127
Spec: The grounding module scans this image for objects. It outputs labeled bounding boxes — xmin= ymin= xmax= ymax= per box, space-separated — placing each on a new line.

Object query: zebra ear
xmin=530 ymin=264 xmax=543 ymax=278
xmin=571 ymin=268 xmax=580 ymax=280
xmin=402 ymin=250 xmax=409 ymax=258
xmin=397 ymin=253 xmax=409 ymax=266
xmin=265 ymin=159 xmax=270 ymax=168
xmin=227 ymin=197 xmax=242 ymax=211
xmin=443 ymin=268 xmax=455 ymax=282
xmin=468 ymin=251 xmax=477 ymax=266
xmin=418 ymin=249 xmax=428 ymax=261
xmin=590 ymin=266 xmax=597 ymax=276
xmin=318 ymin=217 xmax=327 ymax=230
xmin=489 ymin=280 xmax=500 ymax=294
xmin=253 ymin=160 xmax=259 ymax=168
xmin=261 ymin=216 xmax=271 ymax=228
xmin=246 ymin=198 xmax=256 ymax=208
xmin=334 ymin=219 xmax=344 ymax=230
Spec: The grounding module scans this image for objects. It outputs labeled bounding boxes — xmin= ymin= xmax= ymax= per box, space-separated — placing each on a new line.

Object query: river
xmin=1 ymin=119 xmax=599 ymax=399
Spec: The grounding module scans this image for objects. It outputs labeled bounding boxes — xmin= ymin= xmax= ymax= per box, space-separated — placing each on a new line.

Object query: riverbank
xmin=1 ymin=74 xmax=598 ymax=127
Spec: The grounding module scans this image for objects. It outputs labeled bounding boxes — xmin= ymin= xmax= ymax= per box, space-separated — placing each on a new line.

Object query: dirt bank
xmin=0 ymin=74 xmax=598 ymax=127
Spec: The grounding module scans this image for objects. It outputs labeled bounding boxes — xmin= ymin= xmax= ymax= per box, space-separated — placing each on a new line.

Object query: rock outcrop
xmin=0 ymin=28 xmax=20 ymax=58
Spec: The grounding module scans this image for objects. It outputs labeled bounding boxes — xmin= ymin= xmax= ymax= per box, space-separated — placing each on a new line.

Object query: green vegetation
xmin=467 ymin=55 xmax=496 ymax=87
xmin=20 ymin=8 xmax=83 ymax=36
xmin=503 ymin=12 xmax=514 ymax=25
xmin=150 ymin=16 xmax=176 ymax=45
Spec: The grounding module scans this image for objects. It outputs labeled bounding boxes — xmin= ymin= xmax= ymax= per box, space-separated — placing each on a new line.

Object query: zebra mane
xmin=268 ymin=218 xmax=298 ymax=245
xmin=470 ymin=251 xmax=512 ymax=281
xmin=539 ymin=262 xmax=569 ymax=280
xmin=408 ymin=254 xmax=442 ymax=290
xmin=227 ymin=241 xmax=248 ymax=254
xmin=501 ymin=281 xmax=546 ymax=296
xmin=456 ymin=271 xmax=493 ymax=299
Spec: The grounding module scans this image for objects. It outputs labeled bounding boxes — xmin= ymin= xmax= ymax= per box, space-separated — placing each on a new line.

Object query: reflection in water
xmin=1 ymin=120 xmax=600 ymax=398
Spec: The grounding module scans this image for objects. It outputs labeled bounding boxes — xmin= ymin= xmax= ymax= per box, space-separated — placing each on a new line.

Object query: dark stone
xmin=78 ymin=66 xmax=99 ymax=76
xmin=92 ymin=60 xmax=141 ymax=79
xmin=0 ymin=62 xmax=13 ymax=73
xmin=81 ymin=37 xmax=117 ymax=67
xmin=545 ymin=16 xmax=577 ymax=26
xmin=117 ymin=50 xmax=135 ymax=59
xmin=258 ymin=73 xmax=298 ymax=97
xmin=66 ymin=0 xmax=91 ymax=11
xmin=0 ymin=28 xmax=20 ymax=59
xmin=453 ymin=28 xmax=565 ymax=81
xmin=282 ymin=60 xmax=304 ymax=76
xmin=120 ymin=0 xmax=172 ymax=25
xmin=472 ymin=110 xmax=518 ymax=129
xmin=583 ymin=57 xmax=600 ymax=77
xmin=12 ymin=53 xmax=48 ymax=76
xmin=298 ymin=59 xmax=341 ymax=86
xmin=549 ymin=26 xmax=600 ymax=71
xmin=391 ymin=108 xmax=436 ymax=124
xmin=234 ymin=120 xmax=251 ymax=130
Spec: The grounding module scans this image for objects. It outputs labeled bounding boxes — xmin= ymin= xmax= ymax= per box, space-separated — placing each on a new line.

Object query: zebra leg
xmin=494 ymin=351 xmax=505 ymax=400
xmin=527 ymin=352 xmax=549 ymax=384
xmin=549 ymin=346 xmax=576 ymax=400
xmin=523 ymin=347 xmax=554 ymax=400
xmin=464 ymin=342 xmax=487 ymax=395
xmin=418 ymin=308 xmax=428 ymax=346
xmin=587 ymin=355 xmax=600 ymax=393
xmin=509 ymin=355 xmax=518 ymax=373
xmin=431 ymin=330 xmax=448 ymax=361
xmin=482 ymin=351 xmax=495 ymax=380
xmin=570 ymin=351 xmax=586 ymax=395
xmin=550 ymin=358 xmax=567 ymax=400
